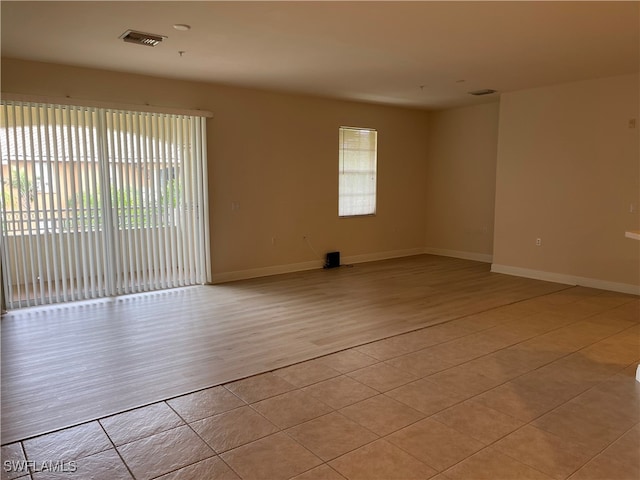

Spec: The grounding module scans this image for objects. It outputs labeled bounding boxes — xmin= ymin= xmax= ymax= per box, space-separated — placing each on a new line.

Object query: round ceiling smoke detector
xmin=173 ymin=24 xmax=191 ymax=31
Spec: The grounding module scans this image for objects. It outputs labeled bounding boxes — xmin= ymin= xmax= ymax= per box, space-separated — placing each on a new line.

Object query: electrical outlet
xmin=535 ymin=238 xmax=542 ymax=247
xmin=629 ymin=118 xmax=637 ymax=129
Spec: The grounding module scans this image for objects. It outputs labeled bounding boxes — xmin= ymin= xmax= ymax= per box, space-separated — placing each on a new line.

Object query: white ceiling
xmin=2 ymin=1 xmax=639 ymax=109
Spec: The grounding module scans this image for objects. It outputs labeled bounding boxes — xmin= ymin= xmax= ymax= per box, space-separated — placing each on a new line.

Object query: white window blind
xmin=339 ymin=126 xmax=377 ymax=217
xmin=0 ymin=101 xmax=210 ymax=309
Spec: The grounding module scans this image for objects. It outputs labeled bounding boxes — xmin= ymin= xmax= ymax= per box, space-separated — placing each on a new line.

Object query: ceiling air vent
xmin=468 ymin=89 xmax=497 ymax=96
xmin=120 ymin=30 xmax=166 ymax=47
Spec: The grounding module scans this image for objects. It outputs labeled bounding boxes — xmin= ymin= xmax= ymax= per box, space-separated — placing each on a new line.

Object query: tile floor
xmin=2 ymin=287 xmax=639 ymax=480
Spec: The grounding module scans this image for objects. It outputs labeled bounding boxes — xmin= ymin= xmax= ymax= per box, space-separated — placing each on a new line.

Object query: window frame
xmin=338 ymin=126 xmax=378 ymax=218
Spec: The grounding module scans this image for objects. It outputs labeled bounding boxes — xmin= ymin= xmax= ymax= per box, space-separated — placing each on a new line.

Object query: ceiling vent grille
xmin=120 ymin=30 xmax=166 ymax=47
xmin=468 ymin=89 xmax=497 ymax=96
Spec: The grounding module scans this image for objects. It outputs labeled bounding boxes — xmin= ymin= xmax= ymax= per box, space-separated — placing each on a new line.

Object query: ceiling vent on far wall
xmin=120 ymin=29 xmax=166 ymax=47
xmin=468 ymin=89 xmax=497 ymax=96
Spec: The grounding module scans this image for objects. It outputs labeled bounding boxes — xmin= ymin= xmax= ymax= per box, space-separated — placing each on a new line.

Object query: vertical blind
xmin=0 ymin=101 xmax=210 ymax=309
xmin=338 ymin=126 xmax=377 ymax=217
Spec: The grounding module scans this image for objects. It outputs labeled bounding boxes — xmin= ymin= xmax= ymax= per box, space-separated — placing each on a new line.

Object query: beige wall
xmin=493 ymin=74 xmax=640 ymax=291
xmin=1 ymin=58 xmax=430 ymax=279
xmin=424 ymin=103 xmax=499 ymax=260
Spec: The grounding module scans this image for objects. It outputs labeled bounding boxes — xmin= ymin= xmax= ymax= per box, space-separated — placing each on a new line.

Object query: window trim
xmin=338 ymin=126 xmax=377 ymax=218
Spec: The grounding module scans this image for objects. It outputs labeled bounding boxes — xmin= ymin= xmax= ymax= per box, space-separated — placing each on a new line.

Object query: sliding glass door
xmin=0 ymin=101 xmax=210 ymax=309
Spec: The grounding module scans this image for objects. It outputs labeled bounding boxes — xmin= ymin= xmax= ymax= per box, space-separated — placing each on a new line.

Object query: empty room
xmin=1 ymin=2 xmax=639 ymax=480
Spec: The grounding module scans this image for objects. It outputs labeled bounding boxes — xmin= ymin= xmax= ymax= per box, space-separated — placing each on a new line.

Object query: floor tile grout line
xmin=184 ymin=383 xmax=388 ymax=478
xmin=438 ymin=441 xmax=555 ymax=480
xmin=163 ymin=400 xmax=193 ymax=428
xmin=561 ymin=424 xmax=640 ymax=480
xmin=380 ymin=293 xmax=602 ymax=366
xmin=357 ymin=303 xmax=639 ymax=475
xmin=97 ymin=421 xmax=138 ymax=480
xmin=281 ymin=408 xmax=384 ymax=457
xmin=352 ymin=305 xmax=536 ymax=368
xmin=99 ymin=371 xmax=379 ymax=473
xmin=562 ymin=422 xmax=640 ymax=480
xmin=510 ymin=360 xmax=639 ymax=466
xmin=424 ymin=316 xmax=635 ymax=422
xmin=332 ymin=434 xmax=438 ymax=478
xmin=160 ymin=389 xmax=275 ymax=479
xmin=222 ymin=373 xmax=298 ymax=405
xmin=410 ymin=313 xmax=640 ymax=478
xmin=286 ymin=462 xmax=346 ymax=480
xmin=426 ymin=400 xmax=621 ymax=479
xmin=138 ymin=403 xmax=223 ymax=480
xmin=8 ymin=441 xmax=30 ymax=480
xmin=415 ymin=299 xmax=634 ymax=386
xmin=482 ymin=430 xmax=589 ymax=480
xmin=423 ymin=391 xmax=596 ymax=479
xmin=22 ymin=421 xmax=137 ymax=480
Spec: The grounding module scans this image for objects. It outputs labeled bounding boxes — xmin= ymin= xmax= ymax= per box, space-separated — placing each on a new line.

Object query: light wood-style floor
xmin=1 ymin=255 xmax=570 ymax=444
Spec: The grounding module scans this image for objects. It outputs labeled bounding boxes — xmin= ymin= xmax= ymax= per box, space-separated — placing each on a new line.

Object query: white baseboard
xmin=491 ymin=263 xmax=640 ymax=296
xmin=211 ymin=260 xmax=322 ymax=284
xmin=423 ymin=247 xmax=493 ymax=264
xmin=342 ymin=248 xmax=425 ymax=265
xmin=210 ymin=248 xmax=426 ymax=284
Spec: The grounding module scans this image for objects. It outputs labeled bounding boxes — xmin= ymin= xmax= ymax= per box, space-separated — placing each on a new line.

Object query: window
xmin=0 ymin=101 xmax=210 ymax=308
xmin=338 ymin=126 xmax=377 ymax=217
